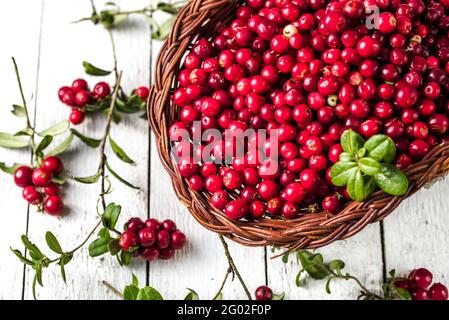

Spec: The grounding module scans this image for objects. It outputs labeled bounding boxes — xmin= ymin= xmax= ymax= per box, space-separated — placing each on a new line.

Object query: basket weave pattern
xmin=148 ymin=0 xmax=449 ymax=250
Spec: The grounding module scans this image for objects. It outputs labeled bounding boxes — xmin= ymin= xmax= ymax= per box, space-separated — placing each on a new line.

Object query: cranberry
xmin=360 ymin=120 xmax=380 ymax=138
xmin=145 ymin=218 xmax=162 ymax=231
xmin=61 ymin=89 xmax=76 ymax=106
xmin=69 ymin=109 xmax=85 ymax=125
xmin=22 ymin=186 xmax=43 ymax=205
xmin=356 ymin=36 xmax=381 ymax=58
xmin=42 ymin=156 xmax=63 ymax=174
xmin=395 ymin=86 xmax=418 ymax=108
xmin=258 ymin=180 xmax=280 ymax=201
xmin=225 ymin=199 xmax=249 ymax=220
xmin=250 ymin=200 xmax=266 ymax=218
xmin=138 ymin=228 xmax=156 ymax=247
xmin=429 ymin=283 xmax=448 ymax=300
xmin=412 ymin=122 xmax=429 ymax=140
xmin=156 ymin=230 xmax=170 ymax=249
xmin=58 ymin=86 xmax=71 ymax=101
xmin=159 ymin=248 xmax=176 ymax=260
xmin=71 ymin=79 xmax=88 ymax=92
xmin=14 ymin=166 xmax=33 ymax=187
xmin=75 ymin=90 xmax=90 ymax=107
xmin=44 ymin=196 xmax=64 ymax=216
xmin=211 ymin=190 xmax=229 ymax=210
xmin=409 ymin=268 xmax=433 ymax=289
xmin=193 ymin=38 xmax=214 ymax=59
xmin=171 ymin=231 xmax=187 ymax=249
xmin=322 ymin=195 xmax=341 ymax=214
xmin=119 ymin=231 xmax=139 ymax=251
xmin=377 ymin=12 xmax=397 ymax=34
xmin=282 ymin=202 xmax=300 ymax=219
xmin=350 ymin=99 xmax=370 ymax=119
xmin=428 ymin=114 xmax=449 ymax=134
xmin=255 ymin=286 xmax=273 ymax=300
xmin=409 ymin=140 xmax=430 ymax=159
xmin=126 ymin=217 xmax=144 ymax=233
xmin=93 ymin=82 xmax=110 ymax=99
xmin=31 ymin=167 xmax=52 ymax=186
xmin=411 ymin=288 xmax=430 ymax=300
xmin=141 ymin=246 xmax=159 ymax=261
xmin=300 ymin=169 xmax=320 ymax=191
xmin=162 ymin=219 xmax=177 ymax=233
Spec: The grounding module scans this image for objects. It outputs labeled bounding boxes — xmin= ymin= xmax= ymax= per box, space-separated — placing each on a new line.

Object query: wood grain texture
xmin=0 ymin=0 xmax=44 ymax=300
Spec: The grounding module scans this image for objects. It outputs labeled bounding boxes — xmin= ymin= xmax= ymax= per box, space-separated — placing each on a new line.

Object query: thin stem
xmin=11 ymin=58 xmax=33 ymax=130
xmin=329 ymin=271 xmax=383 ymax=300
xmin=108 ymin=30 xmax=119 ymax=80
xmin=89 ymin=0 xmax=97 ymax=16
xmin=213 ymin=267 xmax=232 ymax=300
xmin=218 ymin=235 xmax=252 ymax=300
xmin=102 ymin=280 xmax=124 ymax=299
xmin=69 ymin=221 xmax=102 ymax=254
xmin=98 ymin=71 xmax=122 ymax=210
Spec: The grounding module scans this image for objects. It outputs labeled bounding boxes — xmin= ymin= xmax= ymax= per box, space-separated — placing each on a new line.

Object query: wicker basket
xmin=148 ymin=0 xmax=449 ymax=250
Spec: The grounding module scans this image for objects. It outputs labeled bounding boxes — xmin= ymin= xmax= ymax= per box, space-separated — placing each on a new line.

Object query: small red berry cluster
xmin=395 ymin=268 xmax=448 ymax=300
xmin=13 ymin=156 xmax=64 ymax=216
xmin=170 ymin=0 xmax=449 ymax=220
xmin=255 ymin=285 xmax=273 ymax=300
xmin=58 ymin=78 xmax=150 ymax=125
xmin=119 ymin=217 xmax=187 ymax=261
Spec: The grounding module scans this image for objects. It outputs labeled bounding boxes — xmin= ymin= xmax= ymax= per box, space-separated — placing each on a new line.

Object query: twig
xmin=213 ymin=267 xmax=232 ymax=300
xmin=218 ymin=235 xmax=252 ymax=300
xmin=89 ymin=0 xmax=97 ymax=16
xmin=102 ymin=280 xmax=124 ymax=299
xmin=108 ymin=30 xmax=119 ymax=80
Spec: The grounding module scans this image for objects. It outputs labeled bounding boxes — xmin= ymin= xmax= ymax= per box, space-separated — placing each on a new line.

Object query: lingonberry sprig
xmin=283 ymin=250 xmax=448 ymax=300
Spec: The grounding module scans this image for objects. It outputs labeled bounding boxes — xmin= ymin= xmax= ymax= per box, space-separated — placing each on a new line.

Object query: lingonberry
xmin=409 ymin=140 xmax=430 ymax=160
xmin=43 ymin=183 xmax=61 ymax=196
xmin=258 ymin=180 xmax=280 ymax=201
xmin=249 ymin=200 xmax=266 ymax=218
xmin=300 ymin=169 xmax=320 ymax=191
xmin=282 ymin=201 xmax=300 ymax=219
xmin=126 ymin=217 xmax=144 ymax=233
xmin=22 ymin=186 xmax=43 ymax=205
xmin=401 ymin=108 xmax=419 ymax=125
xmin=138 ymin=228 xmax=157 ymax=247
xmin=412 ymin=122 xmax=429 ymax=140
xmin=255 ymin=286 xmax=273 ymax=300
xmin=75 ymin=90 xmax=90 ymax=107
xmin=141 ymin=246 xmax=159 ymax=261
xmin=377 ymin=12 xmax=397 ymax=34
xmin=14 ymin=166 xmax=33 ymax=187
xmin=349 ymin=99 xmax=370 ymax=119
xmin=71 ymin=78 xmax=88 ymax=93
xmin=156 ymin=230 xmax=170 ymax=249
xmin=322 ymin=195 xmax=341 ymax=214
xmin=225 ymin=199 xmax=249 ymax=220
xmin=328 ymin=144 xmax=343 ymax=163
xmin=411 ymin=288 xmax=430 ymax=300
xmin=211 ymin=190 xmax=230 ymax=210
xmin=93 ymin=82 xmax=110 ymax=99
xmin=119 ymin=231 xmax=139 ymax=251
xmin=44 ymin=196 xmax=64 ymax=216
xmin=428 ymin=114 xmax=449 ymax=134
xmin=42 ymin=156 xmax=63 ymax=174
xmin=429 ymin=283 xmax=448 ymax=300
xmin=360 ymin=120 xmax=381 ymax=138
xmin=145 ymin=218 xmax=162 ymax=231
xmin=356 ymin=36 xmax=381 ymax=58
xmin=409 ymin=268 xmax=433 ymax=289
xmin=31 ymin=167 xmax=52 ymax=186
xmin=69 ymin=108 xmax=85 ymax=125
xmin=171 ymin=231 xmax=187 ymax=249
xmin=188 ymin=175 xmax=204 ymax=191
xmin=159 ymin=248 xmax=176 ymax=260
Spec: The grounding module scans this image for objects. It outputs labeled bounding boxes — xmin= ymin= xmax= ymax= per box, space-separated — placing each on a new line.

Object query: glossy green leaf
xmin=364 ymin=176 xmax=377 ymax=199
xmin=109 ymin=136 xmax=135 ymax=164
xmin=330 ymin=161 xmax=357 ymax=187
xmin=184 ymin=288 xmax=200 ymax=300
xmin=346 ymin=169 xmax=358 ymax=201
xmin=38 ymin=120 xmax=70 ymax=137
xmin=108 ymin=239 xmax=120 ymax=256
xmin=82 ymin=61 xmax=112 ymax=76
xmin=354 ymin=169 xmax=366 ymax=201
xmin=339 ymin=152 xmax=353 ymax=162
xmin=71 ymin=129 xmax=101 ymax=148
xmin=102 ymin=203 xmax=121 ymax=230
xmin=123 ymin=285 xmax=140 ymax=300
xmin=374 ymin=164 xmax=409 ymax=196
xmin=11 ymin=104 xmax=26 ymax=117
xmin=105 ymin=161 xmax=139 ymax=190
xmin=395 ymin=287 xmax=412 ymax=300
xmin=34 ymin=135 xmax=53 ymax=155
xmin=88 ymin=237 xmax=110 ymax=257
xmin=15 ymin=128 xmax=33 ymax=136
xmin=71 ymin=170 xmax=102 ymax=184
xmin=358 ymin=157 xmax=381 ymax=175
xmin=340 ymin=129 xmax=365 ymax=156
xmin=45 ymin=231 xmax=63 ymax=254
xmin=364 ymin=135 xmax=396 ymax=163
xmin=297 ymin=251 xmax=329 ymax=280
xmin=272 ymin=292 xmax=285 ymax=300
xmin=328 ymin=260 xmax=345 ymax=273
xmin=0 ymin=162 xmax=22 ymax=175
xmin=10 ymin=248 xmax=34 ymax=266
xmin=46 ymin=133 xmax=74 ymax=156
xmin=152 ymin=15 xmax=176 ymax=40
xmin=0 ymin=132 xmax=30 ymax=149
xmin=137 ymin=287 xmax=164 ymax=300
xmin=21 ymin=235 xmax=44 ymax=260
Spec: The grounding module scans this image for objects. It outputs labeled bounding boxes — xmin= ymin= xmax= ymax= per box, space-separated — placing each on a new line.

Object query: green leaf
xmin=281 ymin=252 xmax=290 ymax=263
xmin=364 ymin=176 xmax=377 ymax=199
xmin=105 ymin=161 xmax=139 ymax=190
xmin=131 ymin=274 xmax=139 ymax=287
xmin=272 ymin=292 xmax=285 ymax=300
xmin=11 ymin=104 xmax=26 ymax=117
xmin=152 ymin=15 xmax=176 ymax=40
xmin=58 ymin=254 xmax=71 ymax=285
xmin=10 ymin=248 xmax=34 ymax=266
xmin=109 ymin=136 xmax=135 ymax=164
xmin=98 ymin=227 xmax=111 ymax=239
xmin=346 ymin=169 xmax=358 ymax=201
xmin=21 ymin=235 xmax=44 ymax=260
xmin=339 ymin=152 xmax=353 ymax=162
xmin=374 ymin=164 xmax=409 ymax=196
xmin=0 ymin=162 xmax=22 ymax=175
xmin=32 ymin=274 xmax=38 ymax=300
xmin=354 ymin=169 xmax=366 ymax=202
xmin=123 ymin=285 xmax=140 ymax=300
xmin=357 ymin=147 xmax=367 ymax=158
xmin=184 ymin=288 xmax=200 ymax=300
xmin=46 ymin=133 xmax=74 ymax=156
xmin=71 ymin=170 xmax=102 ymax=184
xmin=15 ymin=128 xmax=34 ymax=136
xmin=0 ymin=132 xmax=30 ymax=149
xmin=137 ymin=287 xmax=164 ymax=300
xmin=395 ymin=287 xmax=412 ymax=300
xmin=45 ymin=231 xmax=63 ymax=254
xmin=102 ymin=203 xmax=121 ymax=230
xmin=71 ymin=129 xmax=101 ymax=148
xmin=157 ymin=2 xmax=181 ymax=14
xmin=297 ymin=251 xmax=329 ymax=280
xmin=82 ymin=61 xmax=112 ymax=76
xmin=364 ymin=135 xmax=396 ymax=163
xmin=35 ymin=263 xmax=43 ymax=287
xmin=358 ymin=157 xmax=381 ymax=175
xmin=108 ymin=239 xmax=120 ymax=256
xmin=34 ymin=135 xmax=53 ymax=155
xmin=330 ymin=161 xmax=358 ymax=187
xmin=120 ymin=250 xmax=132 ymax=266
xmin=88 ymin=237 xmax=110 ymax=257
xmin=340 ymin=129 xmax=365 ymax=156
xmin=325 ymin=277 xmax=333 ymax=294
xmin=60 ymin=262 xmax=67 ymax=284
xmin=38 ymin=120 xmax=70 ymax=137
xmin=328 ymin=260 xmax=345 ymax=274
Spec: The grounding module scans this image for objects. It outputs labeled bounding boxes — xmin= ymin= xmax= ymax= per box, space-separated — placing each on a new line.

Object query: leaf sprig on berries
xmin=330 ymin=129 xmax=409 ymax=202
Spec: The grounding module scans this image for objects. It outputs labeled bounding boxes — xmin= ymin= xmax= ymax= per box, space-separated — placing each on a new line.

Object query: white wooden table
xmin=0 ymin=0 xmax=448 ymax=300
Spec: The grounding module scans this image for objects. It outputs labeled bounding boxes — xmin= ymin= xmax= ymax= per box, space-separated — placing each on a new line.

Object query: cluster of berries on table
xmin=395 ymin=267 xmax=448 ymax=300
xmin=13 ymin=156 xmax=64 ymax=216
xmin=118 ymin=217 xmax=187 ymax=261
xmin=170 ymin=0 xmax=449 ymax=220
xmin=58 ymin=78 xmax=150 ymax=125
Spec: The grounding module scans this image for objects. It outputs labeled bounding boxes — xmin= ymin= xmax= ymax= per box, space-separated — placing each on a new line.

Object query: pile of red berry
xmin=58 ymin=78 xmax=150 ymax=125
xmin=119 ymin=217 xmax=187 ymax=261
xmin=170 ymin=0 xmax=449 ymax=220
xmin=13 ymin=156 xmax=64 ymax=216
xmin=395 ymin=267 xmax=448 ymax=300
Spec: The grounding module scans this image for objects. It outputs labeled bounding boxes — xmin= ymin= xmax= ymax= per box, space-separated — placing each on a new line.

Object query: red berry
xmin=61 ymin=89 xmax=76 ymax=106
xmin=411 ymin=288 xmax=430 ymax=300
xmin=135 ymin=86 xmax=150 ymax=100
xmin=188 ymin=175 xmax=204 ymax=191
xmin=126 ymin=217 xmax=144 ymax=233
xmin=409 ymin=140 xmax=430 ymax=160
xmin=14 ymin=166 xmax=33 ymax=187
xmin=141 ymin=246 xmax=159 ymax=261
xmin=211 ymin=190 xmax=229 ymax=210
xmin=250 ymin=200 xmax=266 ymax=218
xmin=282 ymin=201 xmax=300 ymax=219
xmin=43 ymin=183 xmax=61 ymax=196
xmin=145 ymin=218 xmax=162 ymax=231
xmin=69 ymin=109 xmax=85 ymax=125
xmin=75 ymin=90 xmax=90 ymax=107
xmin=255 ymin=286 xmax=273 ymax=300
xmin=138 ymin=228 xmax=157 ymax=247
xmin=156 ymin=230 xmax=171 ymax=249
xmin=300 ymin=169 xmax=320 ymax=191
xmin=225 ymin=199 xmax=249 ymax=220
xmin=71 ymin=79 xmax=88 ymax=92
xmin=377 ymin=12 xmax=397 ymax=34
xmin=356 ymin=36 xmax=381 ymax=58
xmin=42 ymin=156 xmax=63 ymax=174
xmin=428 ymin=114 xmax=449 ymax=134
xmin=158 ymin=248 xmax=176 ymax=260
xmin=409 ymin=268 xmax=433 ymax=289
xmin=162 ymin=219 xmax=177 ymax=233
xmin=93 ymin=82 xmax=110 ymax=99
xmin=322 ymin=195 xmax=341 ymax=214
xmin=58 ymin=86 xmax=71 ymax=102
xmin=429 ymin=283 xmax=448 ymax=300
xmin=22 ymin=186 xmax=43 ymax=205
xmin=44 ymin=196 xmax=64 ymax=216
xmin=31 ymin=167 xmax=52 ymax=186
xmin=171 ymin=231 xmax=186 ymax=249
xmin=119 ymin=230 xmax=139 ymax=251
